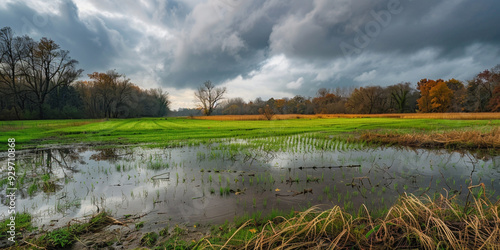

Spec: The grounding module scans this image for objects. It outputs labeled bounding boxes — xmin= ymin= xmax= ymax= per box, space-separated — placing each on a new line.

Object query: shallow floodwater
xmin=1 ymin=139 xmax=499 ymax=231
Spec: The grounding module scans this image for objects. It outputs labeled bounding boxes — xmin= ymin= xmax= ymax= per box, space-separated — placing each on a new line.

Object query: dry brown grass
xmin=212 ymin=186 xmax=500 ymax=249
xmin=191 ymin=113 xmax=500 ymax=121
xmin=362 ymin=127 xmax=500 ymax=149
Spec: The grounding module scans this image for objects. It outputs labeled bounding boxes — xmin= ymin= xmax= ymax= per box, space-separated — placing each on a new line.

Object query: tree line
xmin=189 ymin=66 xmax=500 ymax=117
xmin=0 ymin=27 xmax=169 ymax=120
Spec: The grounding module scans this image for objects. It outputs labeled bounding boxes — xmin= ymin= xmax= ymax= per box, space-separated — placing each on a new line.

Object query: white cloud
xmin=286 ymin=77 xmax=304 ymax=89
xmin=354 ymin=70 xmax=377 ymax=83
xmin=163 ymin=87 xmax=196 ymax=110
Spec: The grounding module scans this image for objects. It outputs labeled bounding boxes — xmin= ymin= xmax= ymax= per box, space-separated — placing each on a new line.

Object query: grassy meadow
xmin=1 ymin=115 xmax=499 ymax=151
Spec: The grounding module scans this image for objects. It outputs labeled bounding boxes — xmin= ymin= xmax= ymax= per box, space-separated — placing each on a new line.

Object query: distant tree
xmin=445 ymin=78 xmax=466 ymax=112
xmin=312 ymin=88 xmax=343 ymax=114
xmin=136 ymin=87 xmax=170 ymax=117
xmin=46 ymin=84 xmax=83 ymax=118
xmin=417 ymin=79 xmax=440 ymax=112
xmin=87 ymin=70 xmax=135 ymax=118
xmin=488 ymin=84 xmax=500 ymax=111
xmin=346 ymin=86 xmax=388 ymax=114
xmin=464 ymin=66 xmax=500 ymax=112
xmin=259 ymin=104 xmax=274 ymax=120
xmin=387 ymin=82 xmax=417 ymax=113
xmin=74 ymin=77 xmax=169 ymax=118
xmin=74 ymin=80 xmax=102 ymax=118
xmin=195 ymin=80 xmax=226 ymax=116
xmin=429 ymin=81 xmax=453 ymax=112
xmin=274 ymin=98 xmax=287 ymax=114
xmin=149 ymin=88 xmax=170 ymax=117
xmin=222 ymin=97 xmax=245 ymax=115
xmin=247 ymin=97 xmax=266 ymax=114
xmin=287 ymin=95 xmax=309 ymax=114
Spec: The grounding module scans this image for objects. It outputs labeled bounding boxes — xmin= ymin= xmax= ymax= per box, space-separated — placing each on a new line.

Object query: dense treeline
xmin=195 ymin=68 xmax=500 ymax=116
xmin=0 ymin=27 xmax=169 ymax=120
xmin=74 ymin=71 xmax=169 ymax=119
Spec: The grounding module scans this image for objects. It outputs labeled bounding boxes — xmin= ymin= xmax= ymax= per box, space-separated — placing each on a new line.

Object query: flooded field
xmin=1 ymin=135 xmax=499 ymax=232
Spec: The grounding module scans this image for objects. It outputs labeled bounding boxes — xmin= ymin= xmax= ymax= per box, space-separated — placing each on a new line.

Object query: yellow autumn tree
xmin=430 ymin=81 xmax=453 ymax=112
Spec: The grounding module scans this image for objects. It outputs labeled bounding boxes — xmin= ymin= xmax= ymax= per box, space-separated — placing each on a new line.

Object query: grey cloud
xmin=1 ymin=0 xmax=499 ymax=108
xmin=0 ymin=1 xmax=122 ymax=74
xmin=268 ymin=0 xmax=500 ymax=60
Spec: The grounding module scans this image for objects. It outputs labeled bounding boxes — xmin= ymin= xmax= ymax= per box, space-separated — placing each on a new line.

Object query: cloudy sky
xmin=1 ymin=0 xmax=499 ymax=109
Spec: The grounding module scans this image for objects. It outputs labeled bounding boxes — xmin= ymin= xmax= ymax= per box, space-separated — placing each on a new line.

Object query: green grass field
xmin=1 ymin=117 xmax=499 ymax=249
xmin=0 ymin=117 xmax=498 ymax=151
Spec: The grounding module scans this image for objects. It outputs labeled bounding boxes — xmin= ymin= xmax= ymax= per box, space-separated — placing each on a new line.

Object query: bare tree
xmin=0 ymin=27 xmax=30 ymax=118
xmin=222 ymin=97 xmax=245 ymax=115
xmin=258 ymin=104 xmax=274 ymax=120
xmin=387 ymin=82 xmax=418 ymax=113
xmin=19 ymin=37 xmax=82 ymax=118
xmin=346 ymin=86 xmax=388 ymax=114
xmin=87 ymin=70 xmax=135 ymax=118
xmin=148 ymin=88 xmax=170 ymax=117
xmin=194 ymin=80 xmax=226 ymax=116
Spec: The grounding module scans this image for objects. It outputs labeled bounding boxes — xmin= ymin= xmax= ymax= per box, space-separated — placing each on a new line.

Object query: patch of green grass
xmin=173 ymin=225 xmax=186 ymax=236
xmin=28 ymin=182 xmax=38 ymax=196
xmin=159 ymin=226 xmax=169 ymax=237
xmin=41 ymin=173 xmax=50 ymax=182
xmin=141 ymin=232 xmax=158 ymax=247
xmin=34 ymin=211 xmax=114 ymax=248
xmin=0 ymin=213 xmax=34 ymax=239
xmin=135 ymin=221 xmax=145 ymax=230
xmin=220 ymin=186 xmax=231 ymax=196
xmin=42 ymin=228 xmax=73 ymax=248
xmin=158 ymin=236 xmax=195 ymax=249
xmin=1 ymin=117 xmax=497 ymax=151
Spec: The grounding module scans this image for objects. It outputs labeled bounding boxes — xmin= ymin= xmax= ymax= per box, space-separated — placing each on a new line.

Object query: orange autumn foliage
xmin=430 ymin=81 xmax=453 ymax=112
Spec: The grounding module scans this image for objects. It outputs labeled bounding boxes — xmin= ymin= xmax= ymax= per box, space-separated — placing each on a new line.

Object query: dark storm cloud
xmin=1 ymin=0 xmax=499 ymax=108
xmin=165 ymin=0 xmax=500 ymax=89
xmin=362 ymin=0 xmax=500 ymax=57
xmin=0 ymin=1 xmax=120 ymax=74
xmin=268 ymin=0 xmax=500 ymax=59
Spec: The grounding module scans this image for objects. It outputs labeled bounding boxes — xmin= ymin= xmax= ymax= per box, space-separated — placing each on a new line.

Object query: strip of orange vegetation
xmin=361 ymin=128 xmax=500 ymax=149
xmin=192 ymin=113 xmax=500 ymax=121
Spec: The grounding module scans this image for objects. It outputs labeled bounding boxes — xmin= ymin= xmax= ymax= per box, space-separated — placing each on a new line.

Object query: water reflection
xmin=0 ymin=144 xmax=498 ymax=230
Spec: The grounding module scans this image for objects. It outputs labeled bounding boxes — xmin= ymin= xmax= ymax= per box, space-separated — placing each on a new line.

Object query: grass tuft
xmin=207 ymin=190 xmax=500 ymax=249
